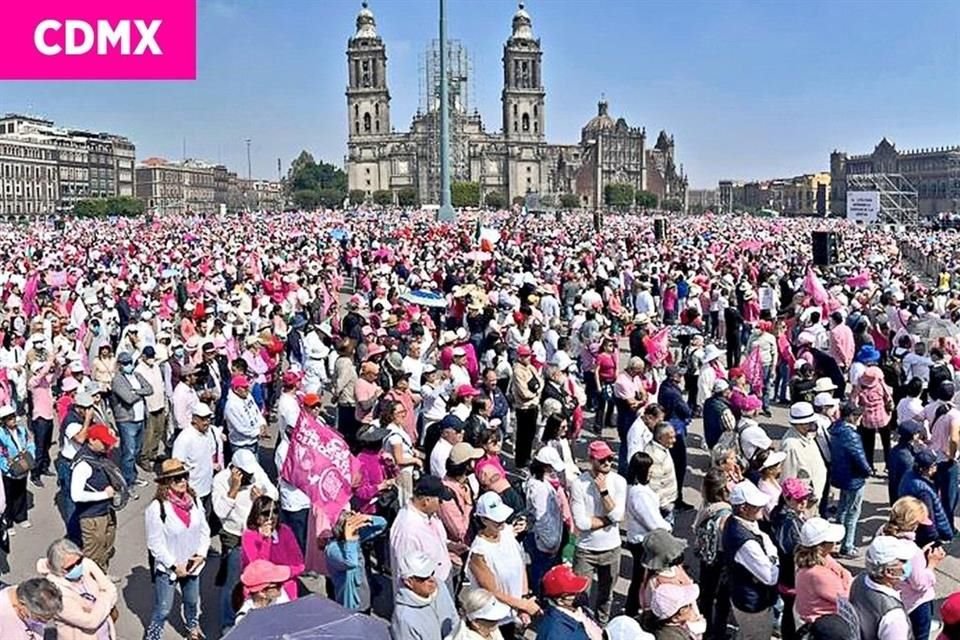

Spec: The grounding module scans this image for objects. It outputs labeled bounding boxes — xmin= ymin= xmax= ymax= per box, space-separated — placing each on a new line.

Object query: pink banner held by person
xmin=0 ymin=0 xmax=196 ymax=80
xmin=281 ymin=408 xmax=356 ymax=528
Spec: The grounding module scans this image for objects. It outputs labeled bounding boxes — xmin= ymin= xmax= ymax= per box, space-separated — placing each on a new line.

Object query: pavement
xmin=4 ymin=389 xmax=960 ymax=638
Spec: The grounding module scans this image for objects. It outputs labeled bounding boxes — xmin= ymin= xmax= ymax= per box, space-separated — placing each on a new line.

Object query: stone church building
xmin=345 ymin=2 xmax=687 ymax=208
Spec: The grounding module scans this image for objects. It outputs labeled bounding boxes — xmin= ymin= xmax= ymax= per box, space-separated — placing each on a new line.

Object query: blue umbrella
xmin=329 ymin=229 xmax=350 ymax=241
xmin=401 ymin=289 xmax=447 ymax=308
xmin=223 ymin=595 xmax=390 ymax=640
xmin=160 ymin=268 xmax=180 ymax=279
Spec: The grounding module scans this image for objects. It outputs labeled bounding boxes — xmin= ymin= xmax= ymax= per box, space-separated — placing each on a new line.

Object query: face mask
xmin=122 ymin=364 xmax=134 ymax=374
xmin=65 ymin=563 xmax=84 ymax=581
xmin=24 ymin=618 xmax=48 ymax=636
xmin=91 ymin=326 xmax=101 ymax=335
xmin=685 ymin=618 xmax=707 ymax=637
xmin=901 ymin=560 xmax=913 ymax=581
xmin=174 ymin=348 xmax=185 ymax=358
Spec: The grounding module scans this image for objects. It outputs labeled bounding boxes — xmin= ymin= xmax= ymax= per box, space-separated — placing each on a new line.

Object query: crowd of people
xmin=0 ymin=209 xmax=957 ymax=640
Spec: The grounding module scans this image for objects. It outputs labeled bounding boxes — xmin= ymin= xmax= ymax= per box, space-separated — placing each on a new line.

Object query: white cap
xmin=739 ymin=423 xmax=772 ymax=461
xmin=231 ymin=449 xmax=259 ymax=474
xmin=475 ymin=491 xmax=514 ymax=523
xmin=61 ymin=377 xmax=80 ymax=393
xmin=729 ymin=480 xmax=770 ymax=507
xmin=467 ymin=595 xmax=511 ymax=622
xmin=452 ymin=346 xmax=466 ymax=357
xmin=799 ymin=517 xmax=845 ymax=546
xmin=813 ymin=392 xmax=839 ymax=409
xmin=68 ymin=360 xmax=84 ymax=373
xmin=397 ymin=551 xmax=437 ymax=579
xmin=549 ymin=351 xmax=574 ymax=371
xmin=760 ymin=450 xmax=787 ymax=470
xmin=606 ymin=616 xmax=654 ymax=640
xmin=789 ymin=402 xmax=817 ymax=424
xmin=192 ymin=403 xmax=213 ymax=418
xmin=30 ymin=360 xmax=46 ymax=373
xmin=0 ymin=405 xmax=15 ymax=420
xmin=866 ymin=535 xmax=916 ymax=565
xmin=534 ymin=446 xmax=565 ymax=472
xmin=712 ymin=379 xmax=730 ymax=394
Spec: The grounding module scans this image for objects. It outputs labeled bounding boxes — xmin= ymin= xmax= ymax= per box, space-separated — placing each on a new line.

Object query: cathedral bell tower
xmin=346 ymin=2 xmax=390 ymax=139
xmin=501 ymin=3 xmax=544 ymax=142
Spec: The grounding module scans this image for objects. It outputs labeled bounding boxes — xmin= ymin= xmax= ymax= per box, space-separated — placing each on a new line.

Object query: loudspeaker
xmin=654 ymin=217 xmax=668 ymax=242
xmin=812 ymin=231 xmax=841 ymax=266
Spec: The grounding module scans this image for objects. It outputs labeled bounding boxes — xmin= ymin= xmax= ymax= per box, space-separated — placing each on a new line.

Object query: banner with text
xmin=847 ymin=191 xmax=880 ymax=224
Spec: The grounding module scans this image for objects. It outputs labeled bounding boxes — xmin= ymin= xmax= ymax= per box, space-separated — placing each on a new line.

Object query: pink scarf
xmin=166 ymin=491 xmax=193 ymax=527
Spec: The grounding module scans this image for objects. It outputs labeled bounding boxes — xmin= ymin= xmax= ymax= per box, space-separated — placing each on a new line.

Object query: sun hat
xmin=650 ymin=583 xmax=700 ymax=620
xmin=702 ymin=344 xmax=722 ymax=363
xmin=533 ymin=446 xmax=565 ymax=472
xmin=155 ymin=458 xmax=189 ymax=482
xmin=241 ymin=559 xmax=292 ymax=593
xmin=759 ymin=450 xmax=787 ymax=470
xmin=866 ymin=535 xmax=916 ymax=565
xmin=739 ymin=423 xmax=772 ymax=460
xmin=448 ymin=442 xmax=484 ymax=465
xmin=475 ymin=491 xmax=514 ymax=523
xmin=729 ymin=480 xmax=769 ymax=507
xmin=587 ymin=440 xmax=615 ymax=461
xmin=799 ymin=517 xmax=845 ymax=546
xmin=541 ymin=564 xmax=590 ymax=598
xmin=0 ymin=405 xmax=15 ymax=420
xmin=813 ymin=392 xmax=839 ymax=409
xmin=640 ymin=529 xmax=688 ymax=570
xmin=789 ymin=402 xmax=817 ymax=424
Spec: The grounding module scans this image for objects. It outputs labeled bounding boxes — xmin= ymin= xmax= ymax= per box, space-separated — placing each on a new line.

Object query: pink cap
xmin=588 ymin=440 xmax=615 ymax=460
xmin=282 ymin=370 xmax=301 ymax=386
xmin=781 ymin=477 xmax=813 ymax=502
xmin=516 ymin=345 xmax=532 ymax=357
xmin=231 ymin=375 xmax=251 ymax=390
xmin=456 ymin=384 xmax=480 ymax=398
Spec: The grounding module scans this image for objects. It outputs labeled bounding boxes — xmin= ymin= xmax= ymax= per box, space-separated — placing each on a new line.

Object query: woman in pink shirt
xmin=593 ymin=337 xmax=618 ymax=430
xmin=794 ymin=517 xmax=853 ymax=627
xmin=241 ymin=495 xmax=305 ymax=601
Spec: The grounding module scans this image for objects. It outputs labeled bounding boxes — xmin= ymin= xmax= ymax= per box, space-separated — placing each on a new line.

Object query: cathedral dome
xmin=511 ymin=2 xmax=534 ymax=40
xmin=355 ymin=1 xmax=378 ymax=39
xmin=583 ymin=100 xmax=615 ymax=132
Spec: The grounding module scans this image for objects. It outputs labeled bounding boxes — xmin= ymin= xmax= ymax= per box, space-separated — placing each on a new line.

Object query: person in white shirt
xmin=626 ymin=403 xmax=664 ymax=464
xmin=723 ymin=480 xmax=780 ymax=640
xmin=430 ymin=418 xmax=464 ymax=478
xmin=136 ymin=346 xmax=168 ymax=472
xmin=449 ymin=348 xmax=471 ymax=388
xmin=569 ymin=440 xmax=627 ymax=624
xmin=171 ymin=365 xmax=201 ymax=439
xmin=224 ymin=375 xmax=266 ymax=455
xmin=402 ymin=341 xmax=426 ymax=394
xmin=144 ymin=458 xmax=210 ymax=640
xmin=212 ymin=448 xmax=278 ymax=631
xmin=301 ymin=329 xmax=330 ymax=395
xmin=624 ymin=451 xmax=671 ymax=545
xmin=275 ymin=397 xmax=313 ymax=553
xmin=275 ymin=373 xmax=302 ymax=436
xmin=525 ymin=447 xmax=565 ymax=595
xmin=171 ymin=402 xmax=223 ymax=515
xmin=902 ymin=342 xmax=934 ymax=386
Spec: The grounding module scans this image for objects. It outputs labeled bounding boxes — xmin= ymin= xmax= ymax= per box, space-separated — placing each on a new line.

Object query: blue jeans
xmin=31 ymin=417 xmax=53 ymax=477
xmin=836 ymin=487 xmax=864 ymax=553
xmin=761 ymin=365 xmax=772 ymax=411
xmin=775 ymin=360 xmax=790 ymax=402
xmin=145 ymin=571 xmax=200 ymax=640
xmin=118 ymin=420 xmax=144 ymax=486
xmin=936 ymin=460 xmax=959 ymax=531
xmin=909 ymin=600 xmax=932 ymax=640
xmin=56 ymin=457 xmax=80 ymax=543
xmin=281 ymin=508 xmax=309 ymax=554
xmin=219 ymin=545 xmax=242 ymax=631
xmin=525 ymin=535 xmax=559 ymax=597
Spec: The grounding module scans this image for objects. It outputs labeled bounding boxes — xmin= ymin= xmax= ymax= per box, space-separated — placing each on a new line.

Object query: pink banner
xmin=0 ymin=0 xmax=196 ymax=80
xmin=742 ymin=345 xmax=764 ymax=396
xmin=281 ymin=409 xmax=355 ymax=529
xmin=643 ymin=327 xmax=672 ymax=367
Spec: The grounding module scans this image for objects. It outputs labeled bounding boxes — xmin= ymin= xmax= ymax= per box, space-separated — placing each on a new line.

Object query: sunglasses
xmin=261 ymin=508 xmax=278 ymax=518
xmin=63 ymin=556 xmax=84 ymax=573
xmin=597 ymin=457 xmax=614 ymax=465
xmin=169 ymin=474 xmax=189 ymax=483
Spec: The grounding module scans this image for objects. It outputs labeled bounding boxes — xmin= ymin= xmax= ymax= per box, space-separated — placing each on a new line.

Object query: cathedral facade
xmin=345 ymin=2 xmax=687 ymax=208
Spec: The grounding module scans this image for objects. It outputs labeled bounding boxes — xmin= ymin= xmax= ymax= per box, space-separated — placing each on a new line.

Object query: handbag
xmin=0 ymin=515 xmax=9 ymax=554
xmin=7 ymin=450 xmax=35 ymax=479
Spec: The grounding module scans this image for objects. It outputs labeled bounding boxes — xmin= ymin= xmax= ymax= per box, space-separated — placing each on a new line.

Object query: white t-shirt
xmin=466 ymin=527 xmax=526 ymax=623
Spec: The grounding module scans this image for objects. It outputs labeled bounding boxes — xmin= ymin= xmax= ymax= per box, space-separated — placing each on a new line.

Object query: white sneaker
xmin=7 ymin=528 xmax=15 ymax=536
xmin=19 ymin=521 xmax=31 ymax=529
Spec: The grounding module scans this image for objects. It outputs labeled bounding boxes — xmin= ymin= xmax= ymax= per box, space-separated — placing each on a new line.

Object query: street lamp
xmin=585 ymin=136 xmax=602 ymax=232
xmin=437 ymin=0 xmax=455 ymax=221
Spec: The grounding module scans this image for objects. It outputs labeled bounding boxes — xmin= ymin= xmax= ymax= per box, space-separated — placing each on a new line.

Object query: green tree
xmin=292 ymin=189 xmax=320 ymax=210
xmin=512 ymin=195 xmax=526 ymax=207
xmin=540 ymin=194 xmax=557 ymax=208
xmin=373 ymin=190 xmax=394 ymax=206
xmin=635 ymin=190 xmax=658 ymax=209
xmin=662 ymin=198 xmax=683 ymax=212
xmin=73 ymin=199 xmax=107 ymax=217
xmin=316 ymin=188 xmax=345 ymax=208
xmin=604 ymin=183 xmax=635 ymax=208
xmin=397 ymin=187 xmax=419 ymax=207
xmin=73 ymin=197 xmax=144 ymax=217
xmin=349 ymin=189 xmax=366 ymax=205
xmin=559 ymin=193 xmax=580 ymax=209
xmin=484 ymin=191 xmax=505 ymax=209
xmin=451 ymin=181 xmax=480 ymax=208
xmin=286 ymin=150 xmax=348 ymax=202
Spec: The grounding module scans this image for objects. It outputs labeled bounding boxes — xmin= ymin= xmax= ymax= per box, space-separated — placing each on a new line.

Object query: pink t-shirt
xmin=596 ymin=352 xmax=617 ymax=383
xmin=354 ymin=378 xmax=380 ymax=424
xmin=794 ymin=556 xmax=854 ymax=624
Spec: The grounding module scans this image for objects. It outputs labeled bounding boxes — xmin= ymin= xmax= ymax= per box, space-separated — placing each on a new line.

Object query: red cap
xmin=729 ymin=367 xmax=744 ymax=379
xmin=87 ymin=423 xmax=118 ymax=448
xmin=456 ymin=384 xmax=480 ymax=398
xmin=588 ymin=440 xmax=615 ymax=460
xmin=516 ymin=345 xmax=532 ymax=358
xmin=942 ymin=592 xmax=960 ymax=626
xmin=231 ymin=375 xmax=251 ymax=390
xmin=302 ymin=393 xmax=322 ymax=407
xmin=542 ymin=564 xmax=590 ymax=598
xmin=282 ymin=370 xmax=301 ymax=387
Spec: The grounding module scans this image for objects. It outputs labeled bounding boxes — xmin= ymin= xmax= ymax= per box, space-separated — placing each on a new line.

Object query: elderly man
xmin=848 ymin=536 xmax=915 ymax=640
xmin=614 ymin=356 xmax=647 ymax=470
xmin=70 ymin=424 xmax=120 ymax=573
xmin=644 ymin=422 xmax=678 ymax=521
xmin=703 ymin=379 xmax=736 ymax=450
xmin=390 ymin=551 xmax=459 ymax=640
xmin=430 ymin=416 xmax=464 ymax=478
xmin=172 ymin=402 xmax=223 ymax=516
xmin=658 ymin=364 xmax=694 ymax=511
xmin=722 ymin=480 xmax=780 ymax=640
xmin=135 ymin=345 xmax=168 ymax=471
xmin=224 ymin=375 xmax=266 ymax=457
xmin=626 ymin=402 xmax=664 ymax=463
xmin=511 ymin=344 xmax=541 ymax=468
xmin=171 ymin=364 xmax=200 ymax=441
xmin=569 ymin=440 xmax=626 ymax=624
xmin=780 ymin=402 xmax=828 ymax=502
xmin=0 ymin=578 xmax=64 ymax=640
xmin=391 ymin=475 xmax=454 ymax=577
xmin=110 ymin=351 xmax=154 ymax=488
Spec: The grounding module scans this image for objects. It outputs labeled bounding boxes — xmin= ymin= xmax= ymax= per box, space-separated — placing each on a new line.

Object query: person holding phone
xmin=240 ymin=495 xmax=304 ymax=602
xmin=144 ymin=458 xmax=210 ymax=640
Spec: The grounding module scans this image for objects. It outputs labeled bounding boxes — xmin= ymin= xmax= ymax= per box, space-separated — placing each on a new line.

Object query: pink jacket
xmin=795 ymin=556 xmax=854 ymax=624
xmin=353 ymin=450 xmax=389 ymax=514
xmin=241 ymin=523 xmax=305 ymax=600
xmin=830 ymin=324 xmax=855 ymax=369
xmin=36 ymin=558 xmax=117 ymax=640
xmin=852 ymin=366 xmax=892 ymax=429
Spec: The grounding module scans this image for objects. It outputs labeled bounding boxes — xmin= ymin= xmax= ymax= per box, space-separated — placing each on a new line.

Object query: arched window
xmin=375 ymin=119 xmax=380 ymax=132
xmin=363 ymin=112 xmax=371 ymax=132
xmin=375 ymin=103 xmax=380 ymax=116
xmin=514 ymin=121 xmax=518 ymax=132
xmin=522 ymin=113 xmax=530 ymax=132
xmin=533 ymin=121 xmax=538 ymax=133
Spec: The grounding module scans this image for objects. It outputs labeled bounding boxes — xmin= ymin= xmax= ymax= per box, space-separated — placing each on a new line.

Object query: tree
xmin=73 ymin=196 xmax=144 ymax=217
xmin=635 ymin=190 xmax=658 ymax=209
xmin=397 ymin=187 xmax=419 ymax=207
xmin=540 ymin=194 xmax=557 ymax=208
xmin=559 ymin=193 xmax=580 ymax=209
xmin=604 ymin=183 xmax=634 ymax=208
xmin=662 ymin=198 xmax=683 ymax=212
xmin=512 ymin=195 xmax=526 ymax=207
xmin=483 ymin=191 xmax=505 ymax=209
xmin=292 ymin=189 xmax=320 ymax=210
xmin=373 ymin=190 xmax=393 ymax=206
xmin=286 ymin=150 xmax=348 ymax=204
xmin=349 ymin=189 xmax=366 ymax=205
xmin=451 ymin=181 xmax=480 ymax=208
xmin=316 ymin=188 xmax=344 ymax=209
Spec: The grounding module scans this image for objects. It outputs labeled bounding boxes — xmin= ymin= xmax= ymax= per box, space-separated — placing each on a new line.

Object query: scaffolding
xmin=846 ymin=173 xmax=919 ymax=226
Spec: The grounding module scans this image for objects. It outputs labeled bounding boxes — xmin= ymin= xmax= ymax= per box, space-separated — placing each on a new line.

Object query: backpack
xmin=694 ymin=505 xmax=732 ymax=566
xmin=147 ymin=497 xmax=197 ymax=581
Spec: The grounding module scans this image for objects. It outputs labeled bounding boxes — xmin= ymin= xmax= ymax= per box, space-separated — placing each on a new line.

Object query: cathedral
xmin=345 ymin=2 xmax=687 ymax=208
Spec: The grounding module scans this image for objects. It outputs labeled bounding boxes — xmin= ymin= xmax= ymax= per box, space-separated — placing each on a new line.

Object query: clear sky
xmin=2 ymin=0 xmax=958 ymax=188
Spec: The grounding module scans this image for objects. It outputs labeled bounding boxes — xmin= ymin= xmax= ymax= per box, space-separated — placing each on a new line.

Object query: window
xmin=534 ymin=121 xmax=538 ymax=133
xmin=363 ymin=112 xmax=371 ymax=132
xmin=355 ymin=121 xmax=360 ymax=134
xmin=365 ymin=168 xmax=370 ymax=174
xmin=375 ymin=119 xmax=380 ymax=132
xmin=375 ymin=103 xmax=380 ymax=116
xmin=522 ymin=113 xmax=530 ymax=132
xmin=514 ymin=121 xmax=518 ymax=132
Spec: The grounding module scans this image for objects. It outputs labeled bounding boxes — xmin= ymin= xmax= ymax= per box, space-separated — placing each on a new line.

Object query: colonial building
xmin=344 ymin=2 xmax=686 ymax=208
xmin=717 ymin=172 xmax=829 ymax=216
xmin=136 ymin=158 xmax=217 ymax=216
xmin=0 ymin=136 xmax=59 ymax=217
xmin=831 ymin=138 xmax=960 ymax=217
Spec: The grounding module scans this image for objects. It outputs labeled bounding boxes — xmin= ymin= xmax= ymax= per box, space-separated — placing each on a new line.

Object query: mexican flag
xmin=473 ymin=217 xmax=499 ymax=252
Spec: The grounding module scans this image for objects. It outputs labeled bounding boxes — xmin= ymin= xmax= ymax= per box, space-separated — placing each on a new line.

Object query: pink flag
xmin=845 ymin=270 xmax=872 ymax=290
xmin=643 ymin=327 xmax=672 ymax=367
xmin=281 ymin=409 xmax=354 ymax=529
xmin=21 ymin=274 xmax=40 ymax=317
xmin=802 ymin=266 xmax=829 ymax=306
xmin=742 ymin=345 xmax=764 ymax=396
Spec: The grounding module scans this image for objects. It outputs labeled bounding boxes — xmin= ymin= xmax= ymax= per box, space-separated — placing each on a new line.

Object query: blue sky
xmin=1 ymin=0 xmax=957 ymax=188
